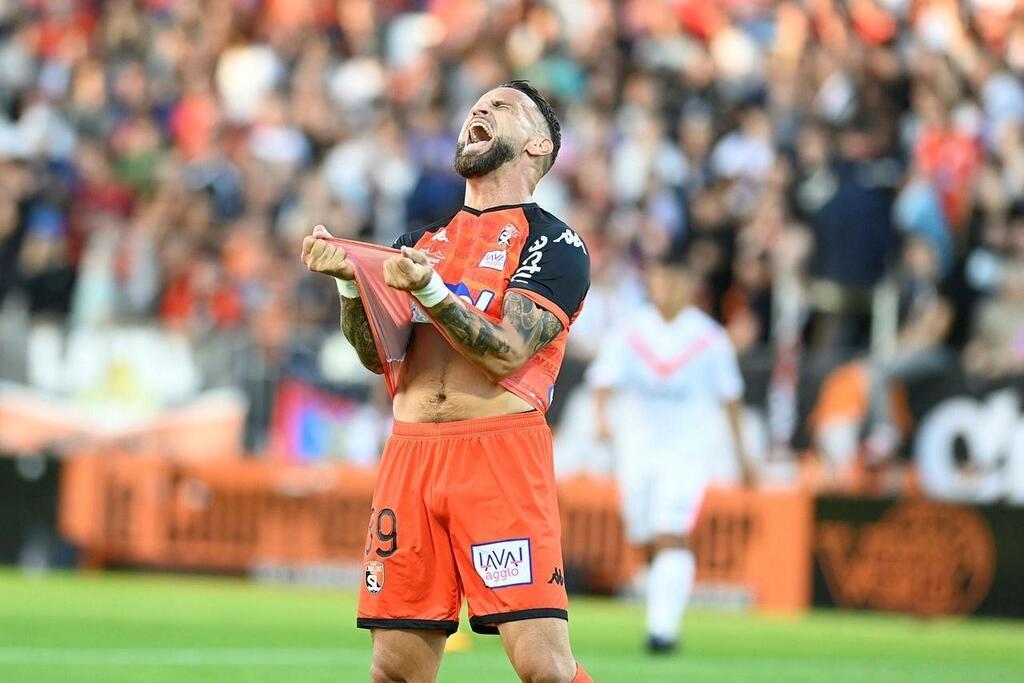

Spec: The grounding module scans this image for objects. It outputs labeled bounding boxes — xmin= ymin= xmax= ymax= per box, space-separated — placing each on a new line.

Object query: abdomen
xmin=393 ymin=326 xmax=532 ymax=422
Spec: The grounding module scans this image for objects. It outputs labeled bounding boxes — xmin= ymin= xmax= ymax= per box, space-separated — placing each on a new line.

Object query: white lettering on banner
xmin=553 ymin=229 xmax=587 ymax=254
xmin=471 ymin=538 xmax=532 ymax=588
xmin=511 ymin=236 xmax=547 ymax=282
xmin=915 ymin=389 xmax=1024 ymax=504
xmin=478 ymin=250 xmax=507 ymax=271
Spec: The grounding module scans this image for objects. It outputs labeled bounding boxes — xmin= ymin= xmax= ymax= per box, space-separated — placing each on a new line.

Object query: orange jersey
xmin=394 ymin=202 xmax=591 ymax=412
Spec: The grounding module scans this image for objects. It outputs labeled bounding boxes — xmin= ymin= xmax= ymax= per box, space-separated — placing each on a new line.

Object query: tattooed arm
xmin=382 ymin=245 xmax=564 ymax=379
xmin=301 ymin=224 xmax=383 ymax=374
xmin=426 ymin=290 xmax=563 ymax=379
xmin=341 ymin=297 xmax=384 ymax=374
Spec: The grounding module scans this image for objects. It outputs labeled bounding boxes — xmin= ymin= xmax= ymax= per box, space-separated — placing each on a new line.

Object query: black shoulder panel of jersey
xmin=391 ymin=212 xmax=458 ymax=249
xmin=509 ymin=205 xmax=591 ymax=322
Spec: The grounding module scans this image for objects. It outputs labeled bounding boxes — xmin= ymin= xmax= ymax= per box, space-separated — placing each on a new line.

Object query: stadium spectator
xmin=0 ymin=0 xmax=1023 ymax=477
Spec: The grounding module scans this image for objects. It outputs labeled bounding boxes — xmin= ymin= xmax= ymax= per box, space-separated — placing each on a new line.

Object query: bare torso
xmin=392 ymin=325 xmax=532 ymax=422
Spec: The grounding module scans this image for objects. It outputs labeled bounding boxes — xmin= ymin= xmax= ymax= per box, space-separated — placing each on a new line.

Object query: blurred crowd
xmin=2 ymin=0 xmax=1024 ymax=472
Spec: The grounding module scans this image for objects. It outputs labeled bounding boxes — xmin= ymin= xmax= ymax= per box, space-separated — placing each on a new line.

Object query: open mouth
xmin=465 ymin=120 xmax=493 ymax=150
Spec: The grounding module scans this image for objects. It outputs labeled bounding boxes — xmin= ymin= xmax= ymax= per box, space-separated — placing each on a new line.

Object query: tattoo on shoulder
xmin=504 ymin=291 xmax=564 ymax=354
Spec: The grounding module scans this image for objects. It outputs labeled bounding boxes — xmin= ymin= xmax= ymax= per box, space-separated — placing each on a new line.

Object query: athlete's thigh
xmin=370 ymin=628 xmax=447 ymax=683
xmin=497 ymin=618 xmax=577 ymax=683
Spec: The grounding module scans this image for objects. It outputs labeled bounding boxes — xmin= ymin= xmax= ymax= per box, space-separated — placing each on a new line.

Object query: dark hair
xmin=500 ymin=79 xmax=561 ymax=172
xmin=659 ymin=235 xmax=691 ymax=269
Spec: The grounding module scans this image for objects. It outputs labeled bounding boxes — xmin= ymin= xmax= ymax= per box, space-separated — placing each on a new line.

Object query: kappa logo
xmin=547 ymin=566 xmax=564 ymax=586
xmin=431 ymin=228 xmax=449 ymax=242
xmin=478 ymin=250 xmax=507 ymax=271
xmin=497 ymin=223 xmax=518 ymax=247
xmin=553 ymin=229 xmax=587 ymax=254
xmin=472 ymin=538 xmax=532 ymax=589
xmin=364 ymin=560 xmax=385 ymax=594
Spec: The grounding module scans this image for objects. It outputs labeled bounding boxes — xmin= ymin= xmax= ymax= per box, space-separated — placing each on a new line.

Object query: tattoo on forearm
xmin=430 ymin=298 xmax=512 ymax=358
xmin=341 ymin=297 xmax=383 ymax=373
xmin=428 ymin=291 xmax=563 ymax=369
xmin=503 ymin=291 xmax=564 ymax=354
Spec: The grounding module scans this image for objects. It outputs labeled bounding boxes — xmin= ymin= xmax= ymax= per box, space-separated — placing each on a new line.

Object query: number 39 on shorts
xmin=364 ymin=508 xmax=398 ymax=558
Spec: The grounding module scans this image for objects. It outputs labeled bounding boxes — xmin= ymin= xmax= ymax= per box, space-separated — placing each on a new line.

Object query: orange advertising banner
xmin=60 ymin=454 xmax=811 ymax=612
xmin=0 ymin=386 xmax=246 ymax=459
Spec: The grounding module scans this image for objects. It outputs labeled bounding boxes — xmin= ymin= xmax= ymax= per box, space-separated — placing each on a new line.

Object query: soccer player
xmin=301 ymin=81 xmax=593 ymax=683
xmin=588 ymin=253 xmax=755 ymax=654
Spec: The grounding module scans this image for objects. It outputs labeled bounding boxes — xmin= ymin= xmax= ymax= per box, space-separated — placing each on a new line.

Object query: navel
xmin=435 ymin=361 xmax=448 ymax=403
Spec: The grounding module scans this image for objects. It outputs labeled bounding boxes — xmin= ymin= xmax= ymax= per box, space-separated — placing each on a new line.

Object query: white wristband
xmin=335 ymin=277 xmax=360 ymax=299
xmin=411 ymin=271 xmax=449 ymax=307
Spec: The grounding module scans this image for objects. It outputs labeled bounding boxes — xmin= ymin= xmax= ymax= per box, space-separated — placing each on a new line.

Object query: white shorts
xmin=617 ymin=446 xmax=709 ymax=544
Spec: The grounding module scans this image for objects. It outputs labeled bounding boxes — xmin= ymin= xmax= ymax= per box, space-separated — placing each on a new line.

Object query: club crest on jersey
xmin=431 ymin=228 xmax=449 ymax=242
xmin=365 ymin=560 xmax=385 ymax=594
xmin=478 ymin=250 xmax=507 ymax=271
xmin=497 ymin=224 xmax=518 ymax=247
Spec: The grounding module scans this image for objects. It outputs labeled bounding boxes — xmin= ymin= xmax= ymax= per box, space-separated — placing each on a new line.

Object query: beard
xmin=453 ymin=136 xmax=517 ymax=178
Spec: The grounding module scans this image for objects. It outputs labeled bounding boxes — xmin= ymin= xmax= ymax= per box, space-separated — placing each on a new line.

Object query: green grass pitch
xmin=1 ymin=570 xmax=1022 ymax=682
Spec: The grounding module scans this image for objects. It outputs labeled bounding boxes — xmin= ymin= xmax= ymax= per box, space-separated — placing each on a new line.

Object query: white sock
xmin=646 ymin=549 xmax=695 ymax=642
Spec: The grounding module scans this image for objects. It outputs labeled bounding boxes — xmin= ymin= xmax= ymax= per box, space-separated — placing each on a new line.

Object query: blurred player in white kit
xmin=587 ymin=250 xmax=755 ymax=654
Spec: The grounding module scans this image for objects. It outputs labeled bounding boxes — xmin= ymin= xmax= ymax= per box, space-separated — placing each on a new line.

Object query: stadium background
xmin=1 ymin=0 xmax=1024 ymax=681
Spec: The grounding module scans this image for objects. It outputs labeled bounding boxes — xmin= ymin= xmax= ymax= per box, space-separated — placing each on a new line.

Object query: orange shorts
xmin=357 ymin=411 xmax=568 ymax=635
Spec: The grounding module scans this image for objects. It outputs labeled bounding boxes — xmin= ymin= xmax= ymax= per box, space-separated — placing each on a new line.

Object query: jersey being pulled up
xmin=586 ymin=305 xmax=743 ymax=443
xmin=393 ymin=202 xmax=590 ymax=413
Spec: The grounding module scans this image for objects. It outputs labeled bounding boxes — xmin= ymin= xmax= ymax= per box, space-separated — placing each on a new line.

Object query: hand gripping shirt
xmin=394 ymin=202 xmax=591 ymax=412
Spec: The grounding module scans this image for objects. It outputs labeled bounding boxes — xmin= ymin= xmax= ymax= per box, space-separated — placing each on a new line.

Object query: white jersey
xmin=586 ymin=304 xmax=744 ymax=539
xmin=587 ymin=305 xmax=743 ymax=438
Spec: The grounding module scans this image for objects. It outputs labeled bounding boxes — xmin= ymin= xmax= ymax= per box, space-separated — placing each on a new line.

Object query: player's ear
xmin=525 ymin=136 xmax=553 ymax=160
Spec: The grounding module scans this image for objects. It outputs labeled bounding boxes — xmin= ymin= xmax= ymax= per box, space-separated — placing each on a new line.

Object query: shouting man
xmin=301 ymin=81 xmax=592 ymax=683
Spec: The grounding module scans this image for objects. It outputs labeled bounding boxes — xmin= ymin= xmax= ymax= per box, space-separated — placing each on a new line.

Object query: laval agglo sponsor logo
xmin=472 ymin=538 xmax=532 ymax=588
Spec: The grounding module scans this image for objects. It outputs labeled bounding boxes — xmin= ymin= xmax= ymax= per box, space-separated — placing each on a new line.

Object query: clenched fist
xmin=383 ymin=246 xmax=434 ymax=291
xmin=301 ymin=225 xmax=355 ymax=280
